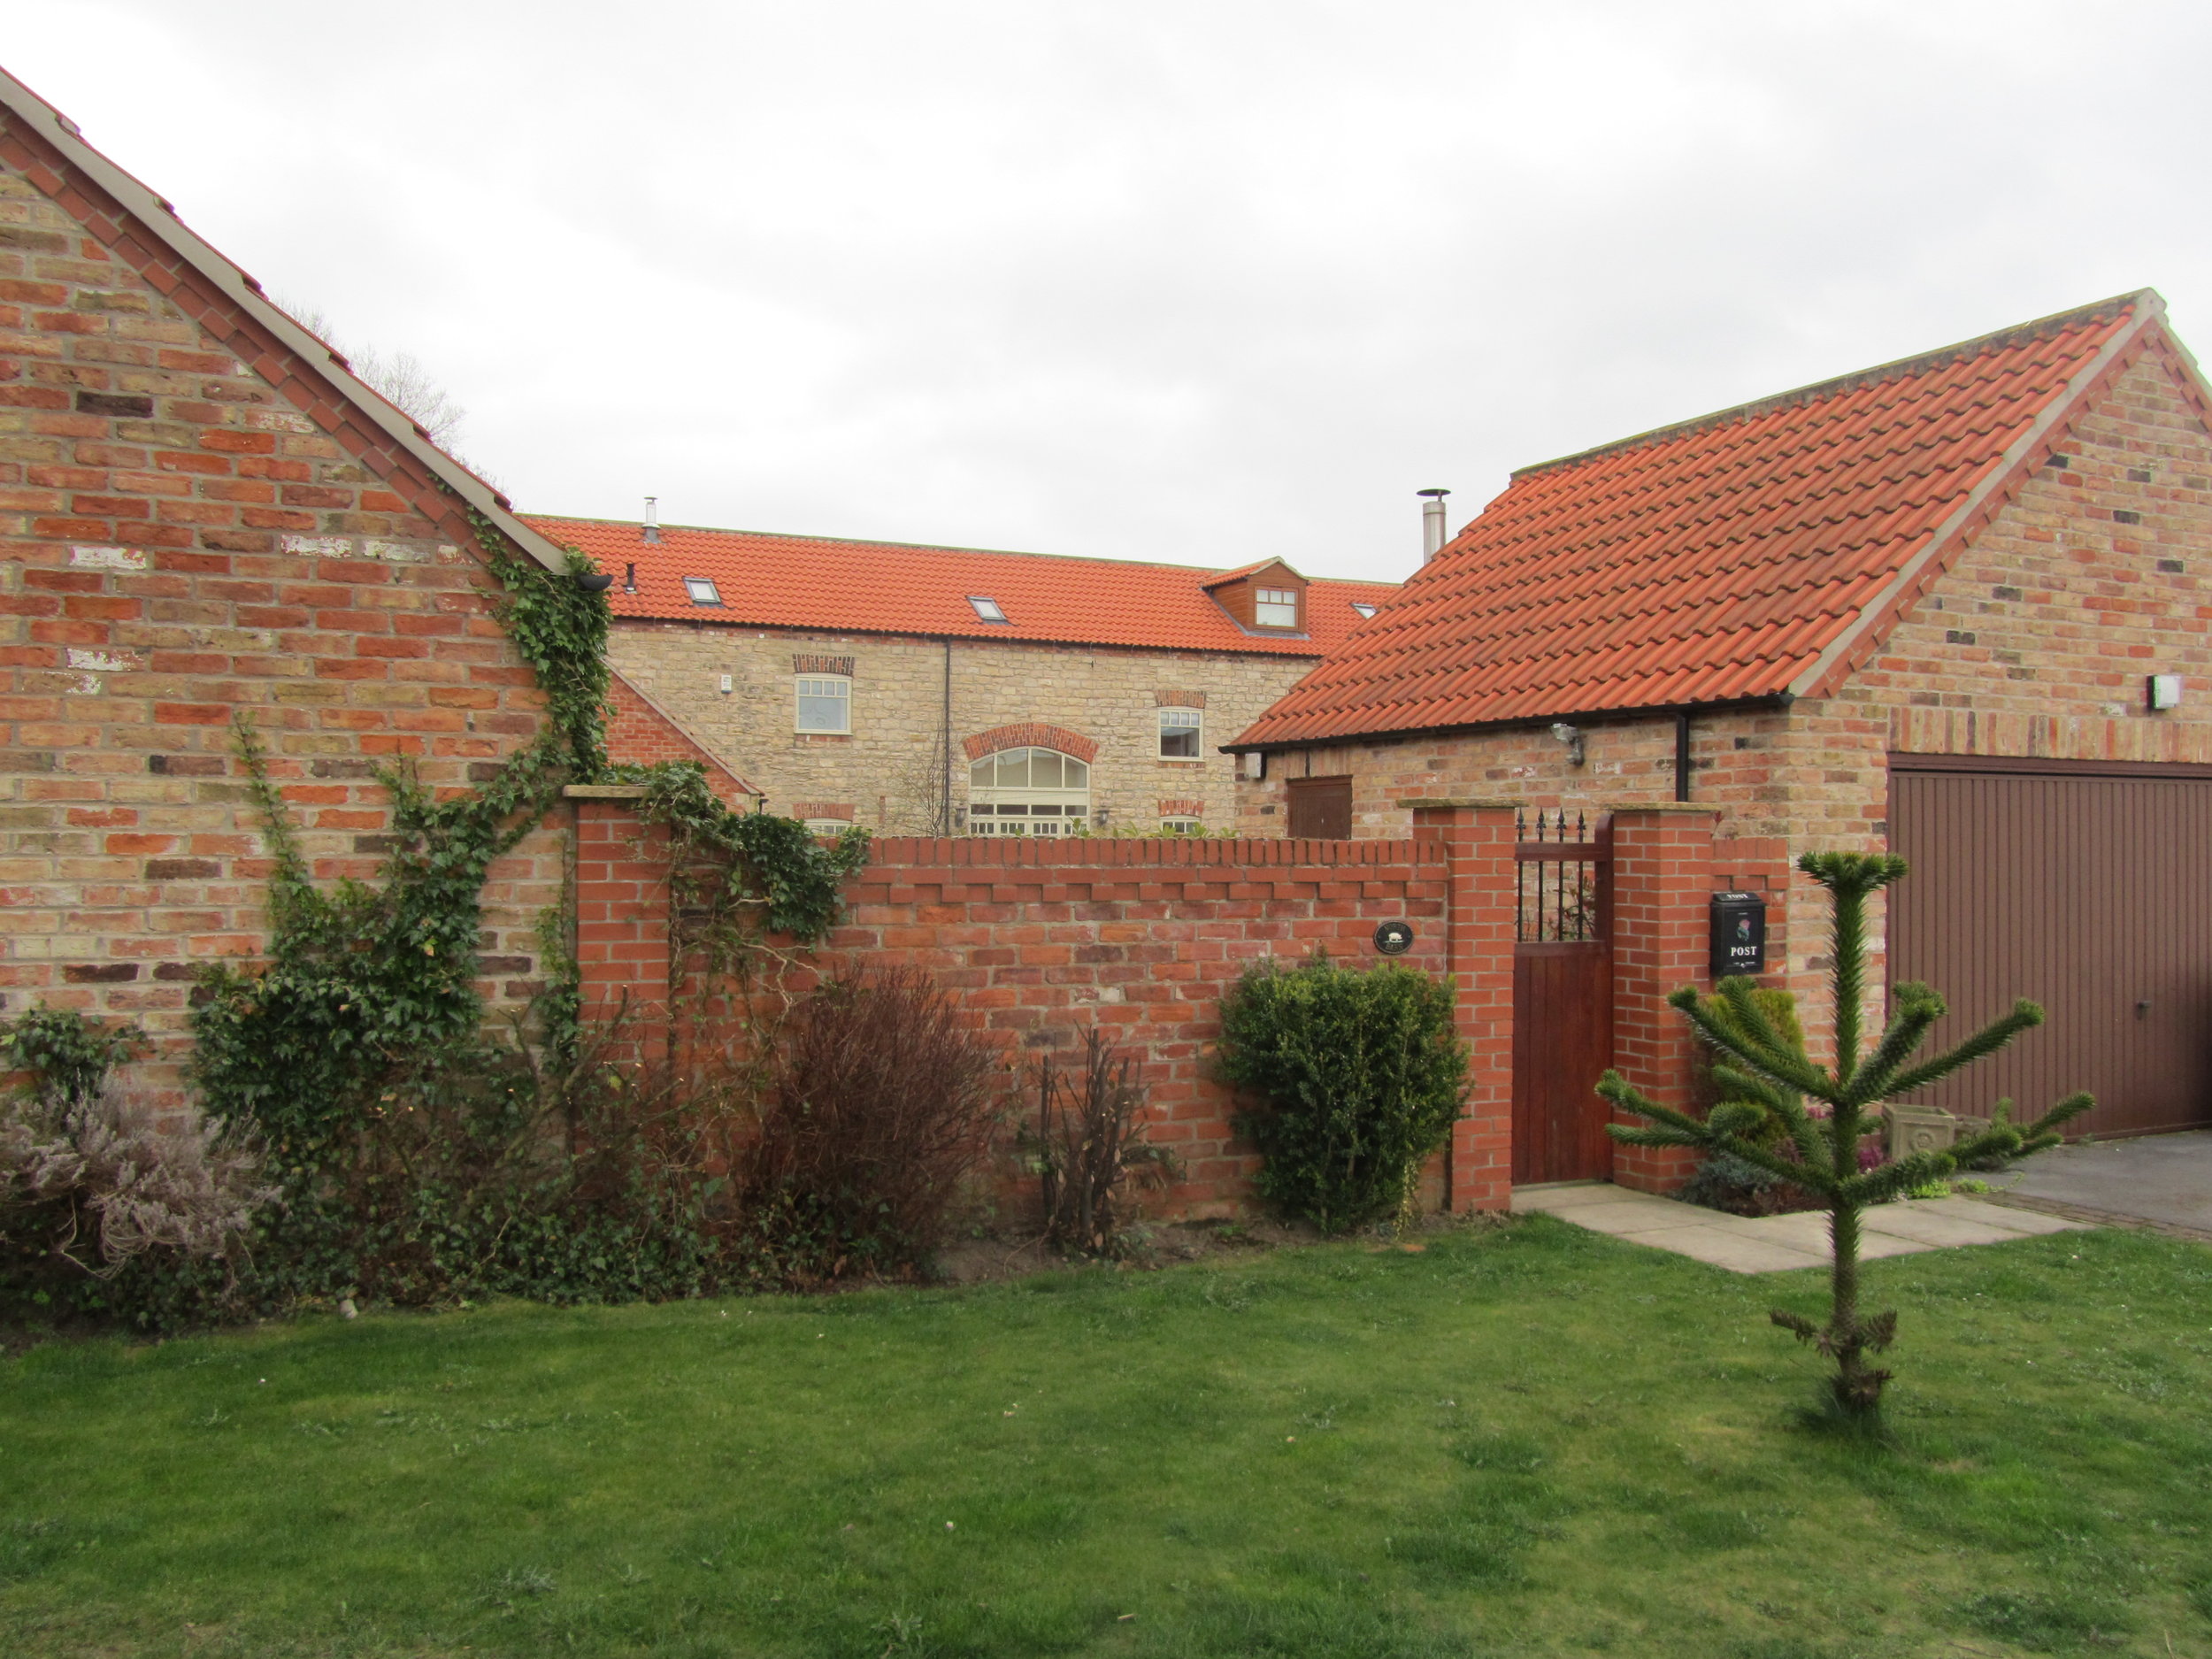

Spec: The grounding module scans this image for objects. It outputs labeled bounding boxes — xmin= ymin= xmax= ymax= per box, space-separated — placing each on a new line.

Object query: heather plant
xmin=1600 ymin=851 xmax=2091 ymax=1421
xmin=1217 ymin=951 xmax=1468 ymax=1233
xmin=0 ymin=1004 xmax=272 ymax=1320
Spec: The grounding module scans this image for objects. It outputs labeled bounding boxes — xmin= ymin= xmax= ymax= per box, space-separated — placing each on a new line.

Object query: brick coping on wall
xmin=569 ymin=798 xmax=1787 ymax=1217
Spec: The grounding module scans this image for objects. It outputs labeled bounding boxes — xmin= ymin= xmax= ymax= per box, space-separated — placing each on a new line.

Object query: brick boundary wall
xmin=572 ymin=793 xmax=1794 ymax=1216
xmin=572 ymin=793 xmax=1524 ymax=1217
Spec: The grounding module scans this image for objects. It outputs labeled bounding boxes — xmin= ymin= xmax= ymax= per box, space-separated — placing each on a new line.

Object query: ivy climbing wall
xmin=0 ymin=101 xmax=571 ymax=1110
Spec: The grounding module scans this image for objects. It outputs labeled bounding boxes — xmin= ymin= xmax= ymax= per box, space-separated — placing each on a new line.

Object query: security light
xmin=1549 ymin=723 xmax=1586 ymax=767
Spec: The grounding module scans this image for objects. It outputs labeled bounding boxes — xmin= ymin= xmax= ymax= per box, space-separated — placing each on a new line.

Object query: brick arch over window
xmin=961 ymin=723 xmax=1099 ymax=764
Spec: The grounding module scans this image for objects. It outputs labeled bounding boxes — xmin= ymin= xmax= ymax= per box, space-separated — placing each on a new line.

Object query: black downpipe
xmin=1674 ymin=709 xmax=1692 ymax=803
xmin=941 ymin=639 xmax=953 ymax=835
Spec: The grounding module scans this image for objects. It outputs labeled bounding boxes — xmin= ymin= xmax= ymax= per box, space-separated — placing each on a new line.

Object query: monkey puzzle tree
xmin=1598 ymin=850 xmax=2091 ymax=1420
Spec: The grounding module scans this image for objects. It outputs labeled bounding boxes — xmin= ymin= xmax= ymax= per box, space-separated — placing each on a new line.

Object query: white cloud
xmin=5 ymin=0 xmax=2208 ymax=580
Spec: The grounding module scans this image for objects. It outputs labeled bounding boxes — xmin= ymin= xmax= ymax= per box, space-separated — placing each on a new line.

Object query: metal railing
xmin=1515 ymin=809 xmax=1609 ymax=943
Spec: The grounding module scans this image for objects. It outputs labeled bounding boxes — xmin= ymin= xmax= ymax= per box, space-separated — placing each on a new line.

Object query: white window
xmin=1255 ymin=586 xmax=1299 ymax=627
xmin=1161 ymin=818 xmax=1202 ymax=835
xmin=967 ymin=747 xmax=1089 ymax=835
xmin=795 ymin=675 xmax=850 ymax=733
xmin=683 ymin=577 xmax=722 ymax=606
xmin=1351 ymin=602 xmax=1378 ymax=619
xmin=803 ymin=818 xmax=853 ymax=836
xmin=967 ymin=595 xmax=1010 ymax=624
xmin=1159 ymin=707 xmax=1202 ymax=759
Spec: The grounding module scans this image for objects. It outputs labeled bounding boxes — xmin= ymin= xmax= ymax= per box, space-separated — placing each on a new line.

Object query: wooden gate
xmin=1512 ymin=811 xmax=1615 ymax=1185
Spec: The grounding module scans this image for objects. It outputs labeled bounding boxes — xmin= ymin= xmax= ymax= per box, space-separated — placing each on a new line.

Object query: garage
xmin=1886 ymin=754 xmax=2212 ymax=1139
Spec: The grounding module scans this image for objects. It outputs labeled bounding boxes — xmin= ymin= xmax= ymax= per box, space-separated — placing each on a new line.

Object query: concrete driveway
xmin=1994 ymin=1129 xmax=2212 ymax=1234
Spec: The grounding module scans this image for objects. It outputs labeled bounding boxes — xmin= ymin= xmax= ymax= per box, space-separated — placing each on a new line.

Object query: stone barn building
xmin=531 ymin=513 xmax=1394 ymax=839
xmin=1231 ymin=292 xmax=2212 ymax=1155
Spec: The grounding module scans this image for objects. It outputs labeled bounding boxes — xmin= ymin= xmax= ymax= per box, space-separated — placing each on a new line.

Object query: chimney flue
xmin=1417 ymin=488 xmax=1451 ymax=563
xmin=642 ymin=495 xmax=660 ymax=544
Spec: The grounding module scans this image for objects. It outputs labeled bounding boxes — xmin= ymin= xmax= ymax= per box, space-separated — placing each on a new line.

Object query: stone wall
xmin=0 ymin=112 xmax=563 ymax=1108
xmin=610 ymin=620 xmax=1319 ymax=836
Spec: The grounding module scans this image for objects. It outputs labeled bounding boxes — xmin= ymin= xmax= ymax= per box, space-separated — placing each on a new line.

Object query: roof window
xmin=683 ymin=577 xmax=722 ymax=606
xmin=967 ymin=595 xmax=1010 ymax=624
xmin=1351 ymin=603 xmax=1378 ymax=618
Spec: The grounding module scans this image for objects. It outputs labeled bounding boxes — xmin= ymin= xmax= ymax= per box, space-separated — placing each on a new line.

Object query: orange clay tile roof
xmin=1235 ymin=292 xmax=2182 ymax=749
xmin=521 ymin=518 xmax=1398 ymax=656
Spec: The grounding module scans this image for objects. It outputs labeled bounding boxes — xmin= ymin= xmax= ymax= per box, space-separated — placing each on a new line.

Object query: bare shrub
xmin=1 ymin=1089 xmax=273 ymax=1277
xmin=743 ymin=966 xmax=1002 ymax=1278
xmin=1030 ymin=1028 xmax=1178 ymax=1257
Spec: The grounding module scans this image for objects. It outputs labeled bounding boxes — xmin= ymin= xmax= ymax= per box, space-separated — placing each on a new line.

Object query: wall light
xmin=2148 ymin=674 xmax=2183 ymax=711
xmin=1549 ymin=722 xmax=1586 ymax=767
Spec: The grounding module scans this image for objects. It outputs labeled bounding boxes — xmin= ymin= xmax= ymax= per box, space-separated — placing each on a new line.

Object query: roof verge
xmin=0 ymin=65 xmax=571 ymax=572
xmin=1513 ymin=290 xmax=2159 ymax=481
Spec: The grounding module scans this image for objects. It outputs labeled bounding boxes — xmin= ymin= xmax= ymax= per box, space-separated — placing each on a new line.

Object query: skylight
xmin=967 ymin=595 xmax=1010 ymax=624
xmin=1351 ymin=603 xmax=1378 ymax=618
xmin=684 ymin=577 xmax=722 ymax=606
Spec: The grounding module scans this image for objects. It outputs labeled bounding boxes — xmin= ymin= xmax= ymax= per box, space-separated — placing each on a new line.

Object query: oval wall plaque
xmin=1372 ymin=919 xmax=1415 ymax=956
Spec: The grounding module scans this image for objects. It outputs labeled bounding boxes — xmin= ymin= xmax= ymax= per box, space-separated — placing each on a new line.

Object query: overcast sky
xmin=6 ymin=1 xmax=2209 ymax=583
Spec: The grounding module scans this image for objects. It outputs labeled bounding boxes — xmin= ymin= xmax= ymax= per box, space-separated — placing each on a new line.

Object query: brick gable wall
xmin=1231 ymin=344 xmax=2212 ymax=1083
xmin=603 ymin=671 xmax=757 ymax=810
xmin=0 ymin=113 xmax=563 ymax=1108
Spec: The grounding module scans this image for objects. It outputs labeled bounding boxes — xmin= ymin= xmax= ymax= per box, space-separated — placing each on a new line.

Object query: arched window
xmin=968 ymin=747 xmax=1090 ymax=835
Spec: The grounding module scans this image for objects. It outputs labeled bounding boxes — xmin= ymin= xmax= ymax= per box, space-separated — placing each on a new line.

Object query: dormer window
xmin=1255 ymin=587 xmax=1299 ymax=628
xmin=1351 ymin=603 xmax=1378 ymax=619
xmin=968 ymin=595 xmax=1009 ymax=624
xmin=683 ymin=577 xmax=722 ymax=606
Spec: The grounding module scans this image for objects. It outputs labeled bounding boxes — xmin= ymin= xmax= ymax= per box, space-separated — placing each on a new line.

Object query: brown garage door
xmin=1887 ymin=755 xmax=2212 ymax=1139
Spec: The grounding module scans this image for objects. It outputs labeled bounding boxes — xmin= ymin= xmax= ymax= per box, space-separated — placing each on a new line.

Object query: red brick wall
xmin=0 ymin=108 xmax=563 ymax=1108
xmin=570 ymin=797 xmax=1519 ymax=1218
xmin=1411 ymin=802 xmax=1517 ymax=1211
xmin=603 ymin=670 xmax=758 ymax=810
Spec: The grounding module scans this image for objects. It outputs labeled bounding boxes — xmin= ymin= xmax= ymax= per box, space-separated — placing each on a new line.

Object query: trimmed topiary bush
xmin=1217 ymin=951 xmax=1468 ymax=1233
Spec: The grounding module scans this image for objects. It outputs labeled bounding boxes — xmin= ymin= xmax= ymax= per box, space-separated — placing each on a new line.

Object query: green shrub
xmin=1217 ymin=951 xmax=1467 ymax=1233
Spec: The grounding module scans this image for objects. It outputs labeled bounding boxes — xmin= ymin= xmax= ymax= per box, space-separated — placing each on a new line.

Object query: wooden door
xmin=1888 ymin=757 xmax=2212 ymax=1139
xmin=1286 ymin=775 xmax=1352 ymax=839
xmin=1512 ymin=943 xmax=1614 ymax=1183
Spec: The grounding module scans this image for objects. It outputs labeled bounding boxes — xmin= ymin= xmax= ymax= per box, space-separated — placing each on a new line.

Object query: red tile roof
xmin=1236 ymin=293 xmax=2183 ymax=748
xmin=522 ymin=518 xmax=1396 ymax=657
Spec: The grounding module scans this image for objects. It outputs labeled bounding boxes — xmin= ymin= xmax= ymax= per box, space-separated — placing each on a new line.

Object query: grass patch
xmin=4 ymin=1217 xmax=2211 ymax=1655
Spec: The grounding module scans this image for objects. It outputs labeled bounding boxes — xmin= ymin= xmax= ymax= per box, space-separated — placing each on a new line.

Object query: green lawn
xmin=4 ymin=1216 xmax=2210 ymax=1658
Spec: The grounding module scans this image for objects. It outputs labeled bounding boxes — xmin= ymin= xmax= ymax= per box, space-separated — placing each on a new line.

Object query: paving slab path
xmin=1512 ymin=1182 xmax=2089 ymax=1273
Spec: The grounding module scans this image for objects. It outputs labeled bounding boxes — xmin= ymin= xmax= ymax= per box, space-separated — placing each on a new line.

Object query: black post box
xmin=1709 ymin=891 xmax=1767 ymax=979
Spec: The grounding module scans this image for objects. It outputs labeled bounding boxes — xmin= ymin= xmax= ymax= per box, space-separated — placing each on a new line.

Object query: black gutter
xmin=1219 ymin=693 xmax=1794 ymax=757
